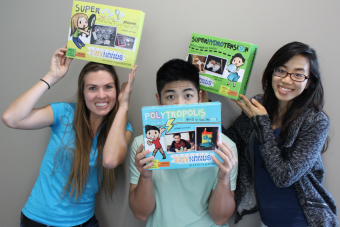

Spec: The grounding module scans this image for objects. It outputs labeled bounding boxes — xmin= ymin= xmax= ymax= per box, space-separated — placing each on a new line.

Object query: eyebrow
xmin=85 ymin=82 xmax=114 ymax=87
xmin=163 ymin=89 xmax=176 ymax=93
xmin=183 ymin=88 xmax=194 ymax=92
xmin=163 ymin=88 xmax=195 ymax=94
xmin=281 ymin=65 xmax=306 ymax=72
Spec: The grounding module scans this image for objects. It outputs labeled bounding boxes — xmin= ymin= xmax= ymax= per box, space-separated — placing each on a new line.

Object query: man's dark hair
xmin=173 ymin=133 xmax=181 ymax=138
xmin=156 ymin=59 xmax=200 ymax=98
xmin=145 ymin=125 xmax=160 ymax=134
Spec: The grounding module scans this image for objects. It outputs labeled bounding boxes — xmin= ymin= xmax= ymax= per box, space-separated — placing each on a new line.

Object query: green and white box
xmin=187 ymin=33 xmax=258 ymax=100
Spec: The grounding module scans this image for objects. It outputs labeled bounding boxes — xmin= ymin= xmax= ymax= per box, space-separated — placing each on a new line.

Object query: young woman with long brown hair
xmin=2 ymin=45 xmax=136 ymax=227
xmin=224 ymin=42 xmax=338 ymax=226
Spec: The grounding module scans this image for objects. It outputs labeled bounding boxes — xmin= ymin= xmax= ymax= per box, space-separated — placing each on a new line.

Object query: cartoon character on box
xmin=227 ymin=53 xmax=245 ymax=87
xmin=145 ymin=125 xmax=166 ymax=159
xmin=70 ymin=13 xmax=96 ymax=49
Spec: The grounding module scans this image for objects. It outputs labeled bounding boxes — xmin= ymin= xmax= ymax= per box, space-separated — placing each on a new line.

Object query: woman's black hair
xmin=262 ymin=41 xmax=328 ymax=153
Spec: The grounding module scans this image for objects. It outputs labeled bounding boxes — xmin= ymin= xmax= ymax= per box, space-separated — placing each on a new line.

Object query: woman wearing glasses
xmin=224 ymin=42 xmax=338 ymax=226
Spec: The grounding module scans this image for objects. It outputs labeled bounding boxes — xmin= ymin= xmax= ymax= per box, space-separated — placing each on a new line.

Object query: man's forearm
xmin=208 ymin=177 xmax=235 ymax=225
xmin=129 ymin=176 xmax=156 ymax=221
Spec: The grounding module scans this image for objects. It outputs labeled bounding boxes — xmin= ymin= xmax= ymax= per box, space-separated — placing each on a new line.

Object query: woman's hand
xmin=233 ymin=94 xmax=268 ymax=118
xmin=118 ymin=65 xmax=137 ymax=108
xmin=45 ymin=45 xmax=73 ymax=87
xmin=201 ymin=90 xmax=209 ymax=102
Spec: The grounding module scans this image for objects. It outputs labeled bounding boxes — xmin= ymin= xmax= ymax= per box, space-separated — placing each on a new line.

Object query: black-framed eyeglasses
xmin=273 ymin=68 xmax=309 ymax=82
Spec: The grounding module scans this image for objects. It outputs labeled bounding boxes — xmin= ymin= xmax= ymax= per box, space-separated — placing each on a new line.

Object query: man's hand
xmin=134 ymin=144 xmax=154 ymax=178
xmin=211 ymin=141 xmax=237 ymax=181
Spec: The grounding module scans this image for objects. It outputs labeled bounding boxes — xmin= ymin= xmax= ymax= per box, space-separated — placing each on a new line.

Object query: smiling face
xmin=174 ymin=135 xmax=181 ymax=143
xmin=232 ymin=57 xmax=244 ymax=67
xmin=272 ymin=54 xmax=310 ymax=109
xmin=146 ymin=129 xmax=160 ymax=140
xmin=78 ymin=17 xmax=88 ymax=29
xmin=156 ymin=80 xmax=201 ymax=105
xmin=83 ymin=70 xmax=116 ymax=121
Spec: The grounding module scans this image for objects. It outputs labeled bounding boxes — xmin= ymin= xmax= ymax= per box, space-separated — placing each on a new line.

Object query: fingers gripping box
xmin=187 ymin=33 xmax=258 ymax=100
xmin=142 ymin=102 xmax=223 ymax=170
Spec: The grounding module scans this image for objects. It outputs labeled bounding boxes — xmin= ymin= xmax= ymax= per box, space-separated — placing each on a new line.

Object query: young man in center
xmin=129 ymin=59 xmax=238 ymax=227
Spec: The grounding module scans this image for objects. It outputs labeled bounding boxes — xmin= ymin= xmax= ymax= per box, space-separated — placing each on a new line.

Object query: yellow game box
xmin=66 ymin=1 xmax=145 ymax=69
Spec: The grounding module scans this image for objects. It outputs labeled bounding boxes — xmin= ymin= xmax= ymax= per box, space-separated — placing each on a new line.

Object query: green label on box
xmin=66 ymin=48 xmax=76 ymax=57
xmin=150 ymin=159 xmax=159 ymax=169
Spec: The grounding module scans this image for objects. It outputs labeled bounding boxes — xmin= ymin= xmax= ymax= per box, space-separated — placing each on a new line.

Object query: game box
xmin=187 ymin=33 xmax=258 ymax=100
xmin=66 ymin=1 xmax=145 ymax=69
xmin=142 ymin=102 xmax=223 ymax=170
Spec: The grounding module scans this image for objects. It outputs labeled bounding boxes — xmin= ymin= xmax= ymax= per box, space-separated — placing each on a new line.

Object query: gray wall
xmin=0 ymin=0 xmax=339 ymax=226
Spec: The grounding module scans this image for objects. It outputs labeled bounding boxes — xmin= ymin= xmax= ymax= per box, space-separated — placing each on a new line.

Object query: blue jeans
xmin=73 ymin=37 xmax=85 ymax=49
xmin=20 ymin=212 xmax=99 ymax=227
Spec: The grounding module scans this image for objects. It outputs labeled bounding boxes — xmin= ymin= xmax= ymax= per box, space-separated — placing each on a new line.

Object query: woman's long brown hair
xmin=63 ymin=62 xmax=120 ymax=201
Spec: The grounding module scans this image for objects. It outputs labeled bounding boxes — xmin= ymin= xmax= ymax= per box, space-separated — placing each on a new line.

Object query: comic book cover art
xmin=187 ymin=33 xmax=258 ymax=100
xmin=66 ymin=1 xmax=145 ymax=69
xmin=142 ymin=102 xmax=223 ymax=170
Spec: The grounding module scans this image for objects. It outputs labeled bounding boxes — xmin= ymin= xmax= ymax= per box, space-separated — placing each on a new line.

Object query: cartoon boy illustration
xmin=145 ymin=125 xmax=166 ymax=159
xmin=70 ymin=13 xmax=92 ymax=49
xmin=227 ymin=53 xmax=246 ymax=87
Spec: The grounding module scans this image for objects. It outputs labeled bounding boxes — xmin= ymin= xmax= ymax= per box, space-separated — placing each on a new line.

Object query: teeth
xmin=151 ymin=136 xmax=155 ymax=138
xmin=96 ymin=103 xmax=108 ymax=107
xmin=279 ymin=86 xmax=293 ymax=92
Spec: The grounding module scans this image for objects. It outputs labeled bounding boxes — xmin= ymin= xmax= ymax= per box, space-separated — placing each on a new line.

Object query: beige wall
xmin=0 ymin=0 xmax=339 ymax=226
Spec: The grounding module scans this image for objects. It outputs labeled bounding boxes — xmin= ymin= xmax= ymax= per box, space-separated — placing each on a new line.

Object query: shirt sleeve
xmin=49 ymin=102 xmax=74 ymax=128
xmin=229 ymin=143 xmax=238 ymax=191
xmin=254 ymin=112 xmax=329 ymax=188
xmin=126 ymin=122 xmax=133 ymax=133
xmin=129 ymin=136 xmax=142 ymax=185
xmin=169 ymin=141 xmax=176 ymax=151
xmin=183 ymin=140 xmax=191 ymax=149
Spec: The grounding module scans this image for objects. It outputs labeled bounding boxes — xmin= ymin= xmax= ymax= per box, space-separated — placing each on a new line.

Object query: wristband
xmin=40 ymin=79 xmax=50 ymax=90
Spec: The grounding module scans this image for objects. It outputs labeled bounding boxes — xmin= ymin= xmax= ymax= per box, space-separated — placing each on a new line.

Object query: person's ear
xmin=198 ymin=90 xmax=203 ymax=103
xmin=156 ymin=93 xmax=162 ymax=105
xmin=305 ymin=78 xmax=311 ymax=89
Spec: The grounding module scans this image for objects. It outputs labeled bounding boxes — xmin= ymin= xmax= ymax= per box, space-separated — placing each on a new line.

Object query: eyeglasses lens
xmin=274 ymin=69 xmax=306 ymax=82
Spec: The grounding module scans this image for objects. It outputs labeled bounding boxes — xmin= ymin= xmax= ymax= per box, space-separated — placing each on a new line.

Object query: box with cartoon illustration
xmin=142 ymin=102 xmax=223 ymax=170
xmin=66 ymin=1 xmax=145 ymax=69
xmin=186 ymin=33 xmax=258 ymax=100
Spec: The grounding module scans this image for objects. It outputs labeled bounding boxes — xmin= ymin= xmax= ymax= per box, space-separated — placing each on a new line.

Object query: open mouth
xmin=95 ymin=102 xmax=108 ymax=107
xmin=278 ymin=85 xmax=293 ymax=92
